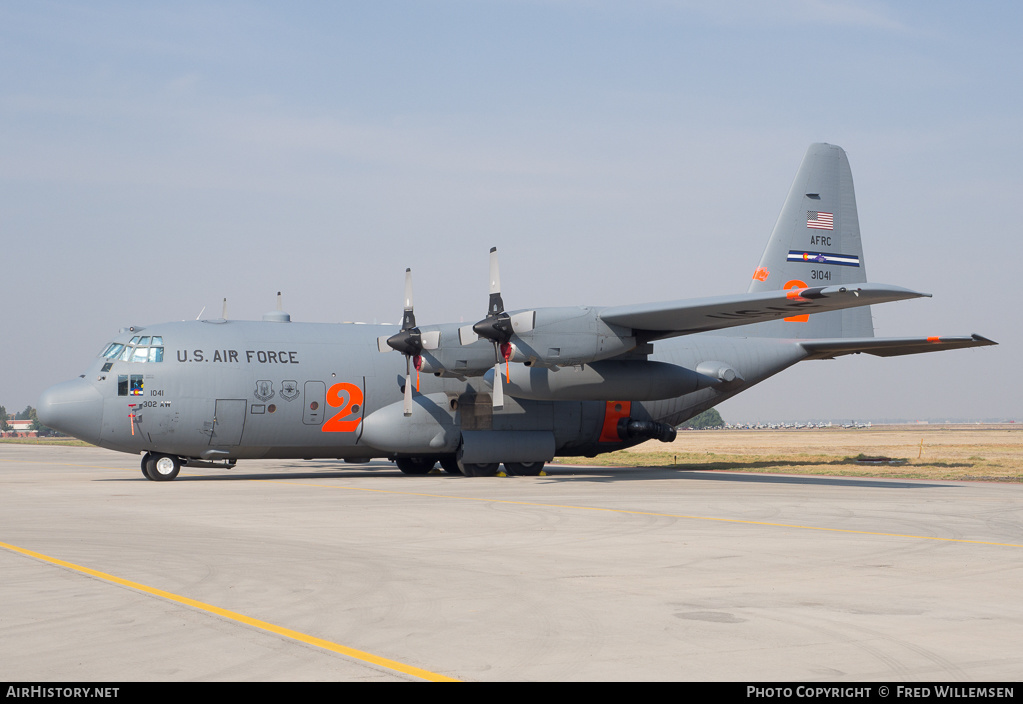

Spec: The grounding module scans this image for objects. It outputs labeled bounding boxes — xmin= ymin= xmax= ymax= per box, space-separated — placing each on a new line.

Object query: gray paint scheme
xmin=37 ymin=144 xmax=996 ymax=477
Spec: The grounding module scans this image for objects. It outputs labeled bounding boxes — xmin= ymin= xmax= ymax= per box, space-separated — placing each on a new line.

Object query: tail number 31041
xmin=322 ymin=382 xmax=364 ymax=432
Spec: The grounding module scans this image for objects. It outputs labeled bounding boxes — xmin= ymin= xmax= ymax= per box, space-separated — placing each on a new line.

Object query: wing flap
xmin=600 ymin=283 xmax=928 ymax=338
xmin=800 ymin=334 xmax=997 ymax=360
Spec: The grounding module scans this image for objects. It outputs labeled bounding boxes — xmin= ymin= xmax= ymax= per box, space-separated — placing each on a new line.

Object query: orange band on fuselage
xmin=599 ymin=401 xmax=632 ymax=443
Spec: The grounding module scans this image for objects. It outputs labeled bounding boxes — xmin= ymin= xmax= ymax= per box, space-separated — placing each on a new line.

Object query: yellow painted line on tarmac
xmin=263 ymin=480 xmax=1023 ymax=549
xmin=0 ymin=540 xmax=459 ymax=682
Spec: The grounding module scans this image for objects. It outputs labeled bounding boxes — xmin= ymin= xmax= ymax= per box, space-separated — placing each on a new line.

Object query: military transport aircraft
xmin=37 ymin=144 xmax=995 ymax=479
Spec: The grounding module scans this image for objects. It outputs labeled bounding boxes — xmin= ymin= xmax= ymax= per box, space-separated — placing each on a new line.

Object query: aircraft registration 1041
xmin=39 ymin=144 xmax=995 ymax=480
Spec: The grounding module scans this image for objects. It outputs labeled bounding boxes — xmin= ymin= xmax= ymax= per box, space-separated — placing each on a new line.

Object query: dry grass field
xmin=557 ymin=424 xmax=1023 ymax=482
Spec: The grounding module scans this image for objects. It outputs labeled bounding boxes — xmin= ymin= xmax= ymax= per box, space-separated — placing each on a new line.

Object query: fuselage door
xmin=210 ymin=399 xmax=246 ymax=446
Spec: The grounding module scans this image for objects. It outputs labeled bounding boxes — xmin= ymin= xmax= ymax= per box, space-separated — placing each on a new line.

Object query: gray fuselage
xmin=40 ymin=315 xmax=807 ymax=464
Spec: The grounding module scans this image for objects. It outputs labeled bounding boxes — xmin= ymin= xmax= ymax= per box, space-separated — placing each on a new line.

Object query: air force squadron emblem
xmin=280 ymin=380 xmax=299 ymax=401
xmin=254 ymin=380 xmax=275 ymax=402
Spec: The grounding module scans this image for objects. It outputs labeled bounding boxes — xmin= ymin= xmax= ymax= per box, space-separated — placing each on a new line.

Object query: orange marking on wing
xmin=783 ymin=280 xmax=809 ymax=322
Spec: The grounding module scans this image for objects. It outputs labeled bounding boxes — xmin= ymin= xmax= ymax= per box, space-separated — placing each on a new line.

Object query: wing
xmin=599 ymin=283 xmax=928 ymax=339
xmin=800 ymin=334 xmax=997 ymax=359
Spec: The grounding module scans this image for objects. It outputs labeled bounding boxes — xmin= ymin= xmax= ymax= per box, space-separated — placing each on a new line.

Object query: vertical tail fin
xmin=745 ymin=143 xmax=873 ymax=339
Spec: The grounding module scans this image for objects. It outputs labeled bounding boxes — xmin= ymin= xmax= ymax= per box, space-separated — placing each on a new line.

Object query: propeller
xmin=379 ymin=268 xmax=423 ymax=417
xmin=470 ymin=247 xmax=515 ymax=410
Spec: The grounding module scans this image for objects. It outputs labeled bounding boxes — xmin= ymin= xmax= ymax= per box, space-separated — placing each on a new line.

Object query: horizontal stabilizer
xmin=801 ymin=334 xmax=997 ymax=360
xmin=600 ymin=284 xmax=928 ymax=339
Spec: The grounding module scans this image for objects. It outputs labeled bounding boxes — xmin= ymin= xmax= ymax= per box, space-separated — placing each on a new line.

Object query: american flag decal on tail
xmin=807 ymin=211 xmax=834 ymax=230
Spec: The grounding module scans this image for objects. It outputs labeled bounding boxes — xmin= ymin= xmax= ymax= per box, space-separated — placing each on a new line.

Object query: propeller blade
xmin=492 ymin=362 xmax=504 ymax=410
xmin=458 ymin=324 xmax=478 ymax=346
xmin=385 ymin=267 xmax=429 ymax=417
xmin=401 ymin=268 xmax=416 ymax=330
xmin=509 ymin=310 xmax=535 ymax=334
xmin=487 ymin=246 xmax=504 ymax=318
xmin=421 ymin=330 xmax=441 ymax=350
xmin=403 ymin=356 xmax=412 ymax=417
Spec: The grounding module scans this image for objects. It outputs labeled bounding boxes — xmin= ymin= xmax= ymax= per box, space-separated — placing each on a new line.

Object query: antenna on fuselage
xmin=221 ymin=298 xmax=228 ymax=320
xmin=195 ymin=306 xmax=206 ymax=320
xmin=262 ymin=291 xmax=292 ymax=323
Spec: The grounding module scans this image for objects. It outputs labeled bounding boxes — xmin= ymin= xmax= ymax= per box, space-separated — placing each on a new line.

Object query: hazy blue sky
xmin=2 ymin=1 xmax=1019 ymax=422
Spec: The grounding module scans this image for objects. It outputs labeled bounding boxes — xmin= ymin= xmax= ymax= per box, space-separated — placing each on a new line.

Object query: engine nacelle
xmin=360 ymin=392 xmax=460 ymax=453
xmin=413 ymin=323 xmax=501 ymax=377
xmin=403 ymin=308 xmax=640 ymax=378
xmin=504 ymin=307 xmax=635 ymax=367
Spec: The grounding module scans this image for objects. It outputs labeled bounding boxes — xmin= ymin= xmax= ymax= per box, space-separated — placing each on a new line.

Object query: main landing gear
xmin=456 ymin=461 xmax=546 ymax=477
xmin=394 ymin=457 xmax=435 ymax=475
xmin=141 ymin=452 xmax=181 ymax=482
xmin=393 ymin=456 xmax=546 ymax=477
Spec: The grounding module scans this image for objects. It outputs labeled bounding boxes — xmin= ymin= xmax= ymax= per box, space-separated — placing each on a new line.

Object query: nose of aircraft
xmin=37 ymin=378 xmax=104 ymax=444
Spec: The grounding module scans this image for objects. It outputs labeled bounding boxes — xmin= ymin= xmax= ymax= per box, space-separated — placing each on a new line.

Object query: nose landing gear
xmin=141 ymin=452 xmax=181 ymax=481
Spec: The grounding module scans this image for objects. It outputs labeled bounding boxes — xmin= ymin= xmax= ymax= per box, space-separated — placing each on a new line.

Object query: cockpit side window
xmin=101 ymin=343 xmax=125 ymax=359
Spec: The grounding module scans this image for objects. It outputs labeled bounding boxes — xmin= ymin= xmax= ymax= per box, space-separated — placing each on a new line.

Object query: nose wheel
xmin=141 ymin=453 xmax=181 ymax=481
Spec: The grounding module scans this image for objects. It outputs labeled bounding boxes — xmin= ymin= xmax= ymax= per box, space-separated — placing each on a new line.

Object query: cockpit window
xmin=103 ymin=338 xmax=165 ymax=363
xmin=101 ymin=343 xmax=125 ymax=359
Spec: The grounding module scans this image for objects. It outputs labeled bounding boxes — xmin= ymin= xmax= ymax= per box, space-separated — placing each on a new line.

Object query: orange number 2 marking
xmin=322 ymin=382 xmax=364 ymax=432
xmin=783 ymin=279 xmax=809 ymax=322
